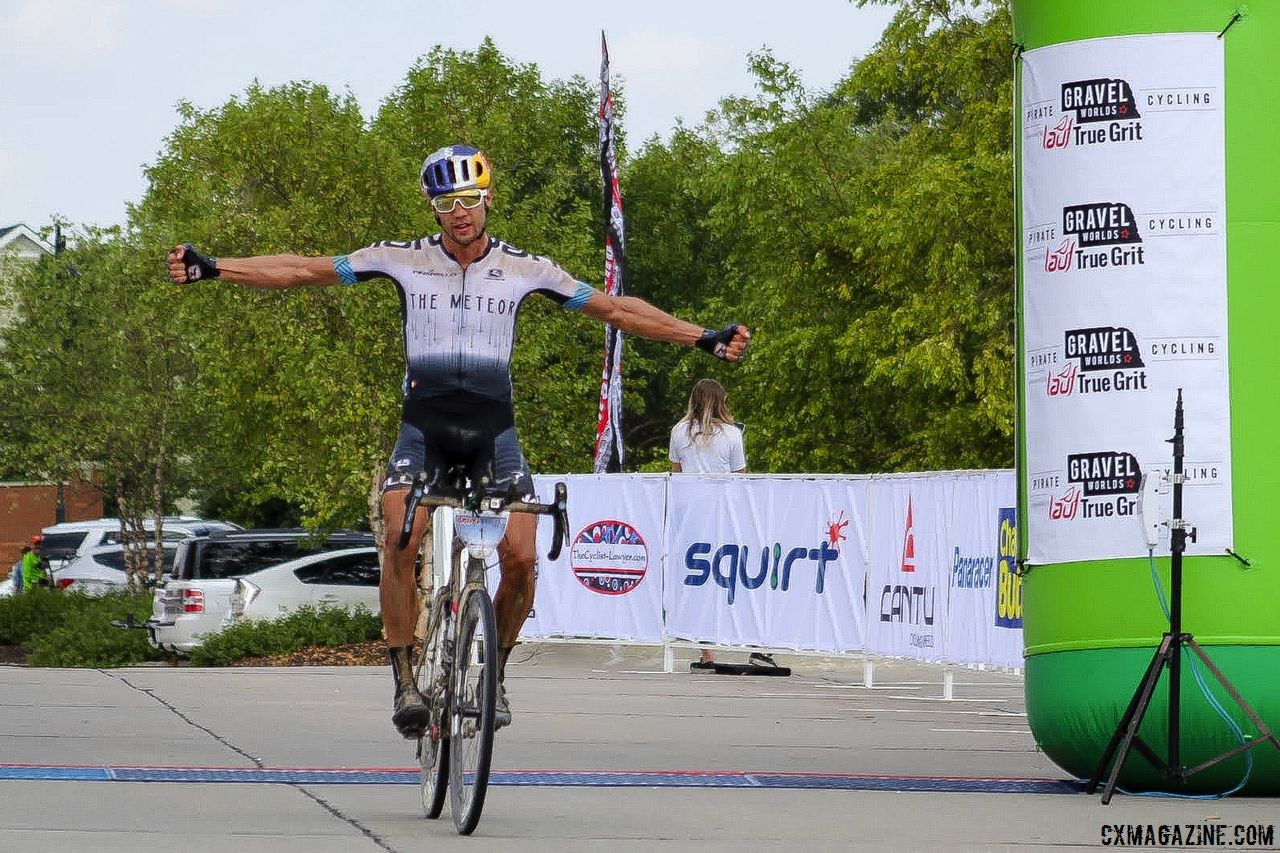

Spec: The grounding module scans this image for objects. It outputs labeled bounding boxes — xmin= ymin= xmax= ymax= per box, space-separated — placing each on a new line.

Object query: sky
xmin=0 ymin=0 xmax=895 ymax=232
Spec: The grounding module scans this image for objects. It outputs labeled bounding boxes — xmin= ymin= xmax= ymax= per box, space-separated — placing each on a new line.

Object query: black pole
xmin=1167 ymin=389 xmax=1185 ymax=772
xmin=1087 ymin=388 xmax=1280 ymax=802
xmin=53 ymin=224 xmax=67 ymax=525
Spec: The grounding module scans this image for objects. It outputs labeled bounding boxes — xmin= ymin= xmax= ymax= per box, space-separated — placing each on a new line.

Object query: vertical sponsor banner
xmin=945 ymin=471 xmax=1023 ymax=668
xmin=592 ymin=31 xmax=626 ymax=473
xmin=867 ymin=477 xmax=949 ymax=660
xmin=1021 ymin=34 xmax=1231 ymax=563
xmin=663 ymin=477 xmax=868 ymax=652
xmin=521 ymin=475 xmax=664 ymax=643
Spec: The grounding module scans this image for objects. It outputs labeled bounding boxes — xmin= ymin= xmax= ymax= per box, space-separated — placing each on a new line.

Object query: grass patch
xmin=189 ymin=605 xmax=382 ymax=666
xmin=0 ymin=588 xmax=164 ymax=667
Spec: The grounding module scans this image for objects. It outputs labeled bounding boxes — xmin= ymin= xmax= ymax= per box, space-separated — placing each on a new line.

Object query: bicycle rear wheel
xmin=415 ymin=591 xmax=452 ymax=819
xmin=448 ymin=585 xmax=498 ymax=835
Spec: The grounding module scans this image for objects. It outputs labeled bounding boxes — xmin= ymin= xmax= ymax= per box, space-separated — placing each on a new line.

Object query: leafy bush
xmin=0 ymin=587 xmax=74 ymax=644
xmin=189 ymin=605 xmax=381 ymax=666
xmin=1 ymin=588 xmax=165 ymax=667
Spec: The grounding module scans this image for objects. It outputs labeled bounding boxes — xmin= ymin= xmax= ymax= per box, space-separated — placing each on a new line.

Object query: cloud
xmin=610 ymin=29 xmax=732 ymax=75
xmin=11 ymin=0 xmax=126 ymax=52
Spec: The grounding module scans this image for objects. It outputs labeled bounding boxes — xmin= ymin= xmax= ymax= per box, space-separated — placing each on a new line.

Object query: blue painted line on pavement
xmin=0 ymin=766 xmax=112 ymax=782
xmin=0 ymin=765 xmax=1083 ymax=794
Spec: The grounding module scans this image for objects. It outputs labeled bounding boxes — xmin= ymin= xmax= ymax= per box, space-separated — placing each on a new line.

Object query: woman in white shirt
xmin=669 ymin=379 xmax=747 ymax=475
xmin=670 ymin=379 xmax=746 ymax=667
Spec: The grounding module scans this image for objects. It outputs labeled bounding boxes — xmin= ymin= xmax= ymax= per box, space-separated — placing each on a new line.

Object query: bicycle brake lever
xmin=546 ymin=481 xmax=570 ymax=561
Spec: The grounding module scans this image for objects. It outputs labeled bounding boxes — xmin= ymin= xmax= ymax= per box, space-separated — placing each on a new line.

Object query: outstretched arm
xmin=580 ymin=292 xmax=751 ymax=361
xmin=166 ymin=244 xmax=341 ymax=289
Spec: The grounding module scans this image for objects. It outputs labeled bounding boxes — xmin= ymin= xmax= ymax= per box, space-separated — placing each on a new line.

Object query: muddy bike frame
xmin=400 ymin=473 xmax=568 ymax=835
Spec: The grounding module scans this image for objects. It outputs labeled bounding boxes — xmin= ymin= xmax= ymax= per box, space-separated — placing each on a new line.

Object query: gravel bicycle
xmin=400 ymin=469 xmax=568 ymax=835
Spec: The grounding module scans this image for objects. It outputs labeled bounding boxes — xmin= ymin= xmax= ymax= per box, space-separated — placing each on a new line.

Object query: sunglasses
xmin=430 ymin=190 xmax=486 ymax=213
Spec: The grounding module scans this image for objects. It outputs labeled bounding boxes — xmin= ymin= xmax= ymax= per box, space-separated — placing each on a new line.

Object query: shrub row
xmin=1 ymin=590 xmax=381 ymax=667
xmin=0 ymin=588 xmax=164 ymax=667
xmin=188 ymin=605 xmax=382 ymax=666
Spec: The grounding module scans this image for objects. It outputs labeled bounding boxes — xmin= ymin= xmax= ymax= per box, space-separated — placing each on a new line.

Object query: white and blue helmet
xmin=420 ymin=144 xmax=492 ymax=198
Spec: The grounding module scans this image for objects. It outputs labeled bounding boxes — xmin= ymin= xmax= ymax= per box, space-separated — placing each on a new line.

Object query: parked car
xmin=224 ymin=546 xmax=381 ymax=626
xmin=48 ymin=542 xmax=180 ymax=596
xmin=146 ymin=529 xmax=375 ymax=654
xmin=40 ymin=517 xmax=242 ymax=568
xmin=2 ymin=517 xmax=240 ymax=598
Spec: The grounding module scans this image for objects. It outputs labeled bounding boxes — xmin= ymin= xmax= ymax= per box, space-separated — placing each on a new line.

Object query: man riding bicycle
xmin=167 ymin=144 xmax=750 ymax=738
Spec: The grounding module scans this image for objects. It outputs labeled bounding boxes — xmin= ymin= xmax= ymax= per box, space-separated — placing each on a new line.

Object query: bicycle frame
xmin=409 ymin=474 xmax=568 ymax=834
xmin=425 ymin=504 xmax=497 ymax=602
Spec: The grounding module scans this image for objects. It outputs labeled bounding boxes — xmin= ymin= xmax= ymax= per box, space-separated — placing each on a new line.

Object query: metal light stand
xmin=1085 ymin=389 xmax=1280 ymax=804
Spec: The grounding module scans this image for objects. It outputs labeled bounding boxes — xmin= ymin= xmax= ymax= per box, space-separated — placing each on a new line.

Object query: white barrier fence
xmin=523 ymin=470 xmax=1022 ymax=672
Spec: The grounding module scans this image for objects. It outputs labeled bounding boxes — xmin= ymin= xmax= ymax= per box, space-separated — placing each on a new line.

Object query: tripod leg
xmin=1085 ymin=635 xmax=1173 ymax=801
xmin=1185 ymin=639 xmax=1280 ymax=749
xmin=1172 ymin=639 xmax=1280 ymax=780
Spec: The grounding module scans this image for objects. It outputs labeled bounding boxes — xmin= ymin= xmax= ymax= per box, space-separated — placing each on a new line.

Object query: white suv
xmin=1 ymin=517 xmax=240 ymax=597
xmin=146 ymin=529 xmax=375 ymax=654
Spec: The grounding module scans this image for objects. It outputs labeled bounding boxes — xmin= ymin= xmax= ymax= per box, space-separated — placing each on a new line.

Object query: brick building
xmin=1 ymin=480 xmax=104 ymax=578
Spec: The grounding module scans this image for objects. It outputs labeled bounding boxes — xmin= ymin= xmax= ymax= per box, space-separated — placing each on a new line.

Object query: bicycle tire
xmin=415 ymin=590 xmax=452 ymax=819
xmin=448 ymin=583 xmax=498 ymax=835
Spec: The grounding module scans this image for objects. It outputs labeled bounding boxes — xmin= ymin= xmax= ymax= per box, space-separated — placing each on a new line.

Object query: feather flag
xmin=593 ymin=31 xmax=626 ymax=473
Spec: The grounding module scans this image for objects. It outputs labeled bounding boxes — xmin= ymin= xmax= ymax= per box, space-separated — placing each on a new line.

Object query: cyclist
xmin=167 ymin=144 xmax=749 ymax=738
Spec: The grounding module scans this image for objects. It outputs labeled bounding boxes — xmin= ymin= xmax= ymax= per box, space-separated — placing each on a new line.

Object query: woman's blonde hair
xmin=682 ymin=378 xmax=735 ymax=445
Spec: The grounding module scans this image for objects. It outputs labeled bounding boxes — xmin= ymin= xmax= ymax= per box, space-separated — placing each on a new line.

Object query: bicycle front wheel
xmin=448 ymin=585 xmax=498 ymax=835
xmin=416 ymin=590 xmax=452 ymax=819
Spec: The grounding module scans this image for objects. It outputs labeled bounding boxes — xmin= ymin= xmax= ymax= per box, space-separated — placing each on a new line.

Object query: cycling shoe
xmin=392 ymin=683 xmax=430 ymax=739
xmin=494 ymin=681 xmax=512 ymax=730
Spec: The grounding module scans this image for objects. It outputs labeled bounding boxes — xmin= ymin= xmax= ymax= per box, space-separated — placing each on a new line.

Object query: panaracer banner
xmin=1020 ymin=33 xmax=1232 ymax=565
xmin=946 ymin=473 xmax=1022 ymax=669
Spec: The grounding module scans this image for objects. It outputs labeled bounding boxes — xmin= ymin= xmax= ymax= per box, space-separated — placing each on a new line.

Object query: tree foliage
xmin=0 ymin=227 xmax=202 ymax=583
xmin=628 ymin=0 xmax=1014 ymax=472
xmin=0 ymin=2 xmax=1016 ymax=531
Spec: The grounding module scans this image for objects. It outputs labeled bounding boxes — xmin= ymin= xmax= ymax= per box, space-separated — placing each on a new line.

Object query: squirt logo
xmin=1043 ymin=77 xmax=1143 ymax=150
xmin=682 ymin=512 xmax=844 ymax=605
xmin=1045 ymin=202 xmax=1144 ymax=274
xmin=569 ymin=519 xmax=648 ymax=596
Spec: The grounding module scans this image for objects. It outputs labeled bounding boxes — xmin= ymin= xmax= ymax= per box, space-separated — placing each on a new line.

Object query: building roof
xmin=0 ymin=224 xmax=55 ymax=257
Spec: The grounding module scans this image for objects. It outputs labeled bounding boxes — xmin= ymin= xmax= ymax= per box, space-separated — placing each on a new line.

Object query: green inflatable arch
xmin=1014 ymin=2 xmax=1280 ymax=793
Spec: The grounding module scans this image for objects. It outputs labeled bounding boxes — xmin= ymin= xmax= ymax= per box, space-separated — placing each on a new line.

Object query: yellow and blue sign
xmin=995 ymin=507 xmax=1021 ymax=628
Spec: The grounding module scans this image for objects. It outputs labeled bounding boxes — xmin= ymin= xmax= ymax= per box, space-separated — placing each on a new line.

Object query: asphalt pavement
xmin=2 ymin=644 xmax=1277 ymax=852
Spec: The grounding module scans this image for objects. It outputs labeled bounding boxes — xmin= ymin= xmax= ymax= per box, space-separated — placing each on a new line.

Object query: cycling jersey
xmin=333 ymin=235 xmax=595 ymax=402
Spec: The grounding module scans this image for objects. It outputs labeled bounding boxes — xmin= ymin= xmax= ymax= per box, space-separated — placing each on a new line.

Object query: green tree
xmin=671 ymin=0 xmax=1014 ymax=473
xmin=620 ymin=128 xmax=732 ymax=468
xmin=5 ymin=12 xmax=1020 ymax=543
xmin=132 ymin=82 xmax=406 ymax=529
xmin=0 ymin=227 xmax=201 ymax=584
xmin=123 ymin=41 xmax=658 ymax=531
